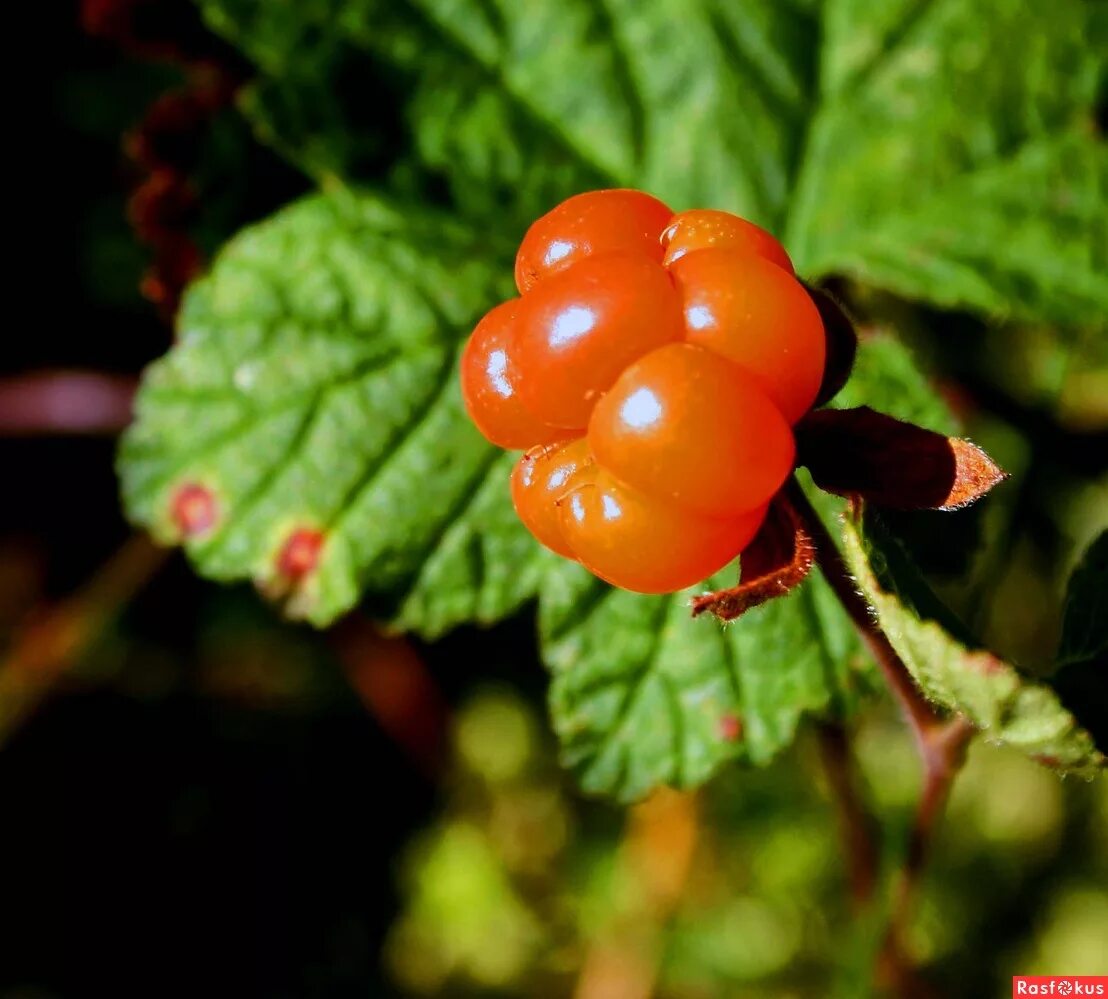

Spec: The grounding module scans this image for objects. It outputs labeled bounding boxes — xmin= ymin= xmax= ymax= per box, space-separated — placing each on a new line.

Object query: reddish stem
xmin=786 ymin=479 xmax=974 ymax=994
xmin=0 ymin=371 xmax=136 ymax=436
xmin=786 ymin=481 xmax=952 ymax=746
xmin=329 ymin=615 xmax=450 ymax=779
xmin=0 ymin=534 xmax=168 ymax=740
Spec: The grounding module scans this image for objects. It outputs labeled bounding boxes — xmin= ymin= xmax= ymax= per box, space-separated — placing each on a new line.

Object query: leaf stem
xmin=785 ymin=479 xmax=974 ymax=991
xmin=786 ymin=481 xmax=954 ymax=747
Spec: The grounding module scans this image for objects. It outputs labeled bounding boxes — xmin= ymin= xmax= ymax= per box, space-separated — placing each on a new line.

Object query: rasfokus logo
xmin=1013 ymin=978 xmax=1108 ymax=996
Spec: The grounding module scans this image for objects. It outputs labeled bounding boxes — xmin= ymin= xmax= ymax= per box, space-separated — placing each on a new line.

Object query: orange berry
xmin=460 ymin=300 xmax=569 ymax=448
xmin=515 ymin=189 xmax=673 ymax=293
xmin=588 ymin=343 xmax=794 ymax=517
xmin=661 ymin=209 xmax=793 ymax=273
xmin=559 ymin=464 xmax=767 ymax=593
xmin=510 ymin=437 xmax=591 ymax=558
xmin=670 ymin=249 xmax=825 ymax=423
xmin=514 ymin=253 xmax=684 ymax=429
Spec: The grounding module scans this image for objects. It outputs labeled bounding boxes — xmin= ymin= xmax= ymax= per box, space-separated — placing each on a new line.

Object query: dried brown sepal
xmin=797 ymin=407 xmax=1008 ymax=511
xmin=803 ymin=283 xmax=858 ymax=408
xmin=691 ymin=494 xmax=814 ymax=621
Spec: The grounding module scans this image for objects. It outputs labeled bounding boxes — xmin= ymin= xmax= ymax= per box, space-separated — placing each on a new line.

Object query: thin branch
xmin=0 ymin=370 xmax=136 ymax=436
xmin=785 ymin=481 xmax=947 ymax=745
xmin=329 ymin=614 xmax=450 ymax=779
xmin=891 ymin=716 xmax=974 ymax=925
xmin=786 ymin=479 xmax=974 ymax=994
xmin=0 ymin=534 xmax=168 ymax=740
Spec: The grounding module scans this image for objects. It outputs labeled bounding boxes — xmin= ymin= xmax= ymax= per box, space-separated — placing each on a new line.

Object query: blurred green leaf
xmin=831 ymin=330 xmax=958 ymax=433
xmin=1057 ymin=530 xmax=1108 ymax=671
xmin=1050 ymin=530 xmax=1108 ymax=751
xmin=789 ymin=3 xmax=1106 ymax=325
xmin=199 ymin=0 xmax=815 ymax=232
xmin=203 ymin=0 xmax=1104 ymax=324
xmin=842 ymin=509 xmax=1105 ymax=776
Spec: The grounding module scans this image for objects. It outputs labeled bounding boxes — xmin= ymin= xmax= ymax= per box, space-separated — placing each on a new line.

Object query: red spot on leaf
xmin=171 ymin=483 xmax=217 ymax=537
xmin=966 ymin=651 xmax=1005 ymax=675
xmin=277 ymin=528 xmax=324 ymax=581
xmin=719 ymin=715 xmax=743 ymax=742
xmin=1031 ymin=754 xmax=1061 ymax=769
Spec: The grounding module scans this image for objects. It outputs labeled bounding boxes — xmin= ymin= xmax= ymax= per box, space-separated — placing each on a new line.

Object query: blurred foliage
xmin=385 ymin=689 xmax=1108 ymax=997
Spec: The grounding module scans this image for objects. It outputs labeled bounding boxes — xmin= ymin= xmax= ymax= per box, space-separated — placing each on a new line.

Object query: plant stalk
xmin=786 ymin=479 xmax=974 ymax=994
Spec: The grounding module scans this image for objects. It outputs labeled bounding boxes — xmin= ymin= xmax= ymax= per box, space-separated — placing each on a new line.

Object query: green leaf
xmin=540 ymin=562 xmax=866 ymax=801
xmin=1050 ymin=530 xmax=1108 ymax=753
xmin=842 ymin=509 xmax=1104 ymax=776
xmin=832 ymin=330 xmax=958 ymax=434
xmin=1057 ymin=530 xmax=1108 ymax=671
xmin=120 ymin=190 xmax=539 ymax=630
xmin=202 ymin=0 xmax=1105 ymax=324
xmin=788 ymin=3 xmax=1106 ymax=324
xmin=123 ymin=0 xmax=1104 ymax=800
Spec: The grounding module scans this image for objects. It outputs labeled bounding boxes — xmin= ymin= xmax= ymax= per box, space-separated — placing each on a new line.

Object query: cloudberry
xmin=461 ymin=190 xmax=823 ymax=593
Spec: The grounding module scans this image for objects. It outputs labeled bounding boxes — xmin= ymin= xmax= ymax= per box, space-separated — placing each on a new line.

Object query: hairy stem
xmin=786 ymin=480 xmax=974 ymax=992
xmin=786 ymin=482 xmax=940 ymax=740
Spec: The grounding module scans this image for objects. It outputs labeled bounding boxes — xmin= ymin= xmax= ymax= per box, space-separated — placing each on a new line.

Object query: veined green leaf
xmin=120 ymin=191 xmax=537 ymax=629
xmin=842 ymin=509 xmax=1104 ymax=776
xmin=203 ymin=0 xmax=1105 ymax=324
